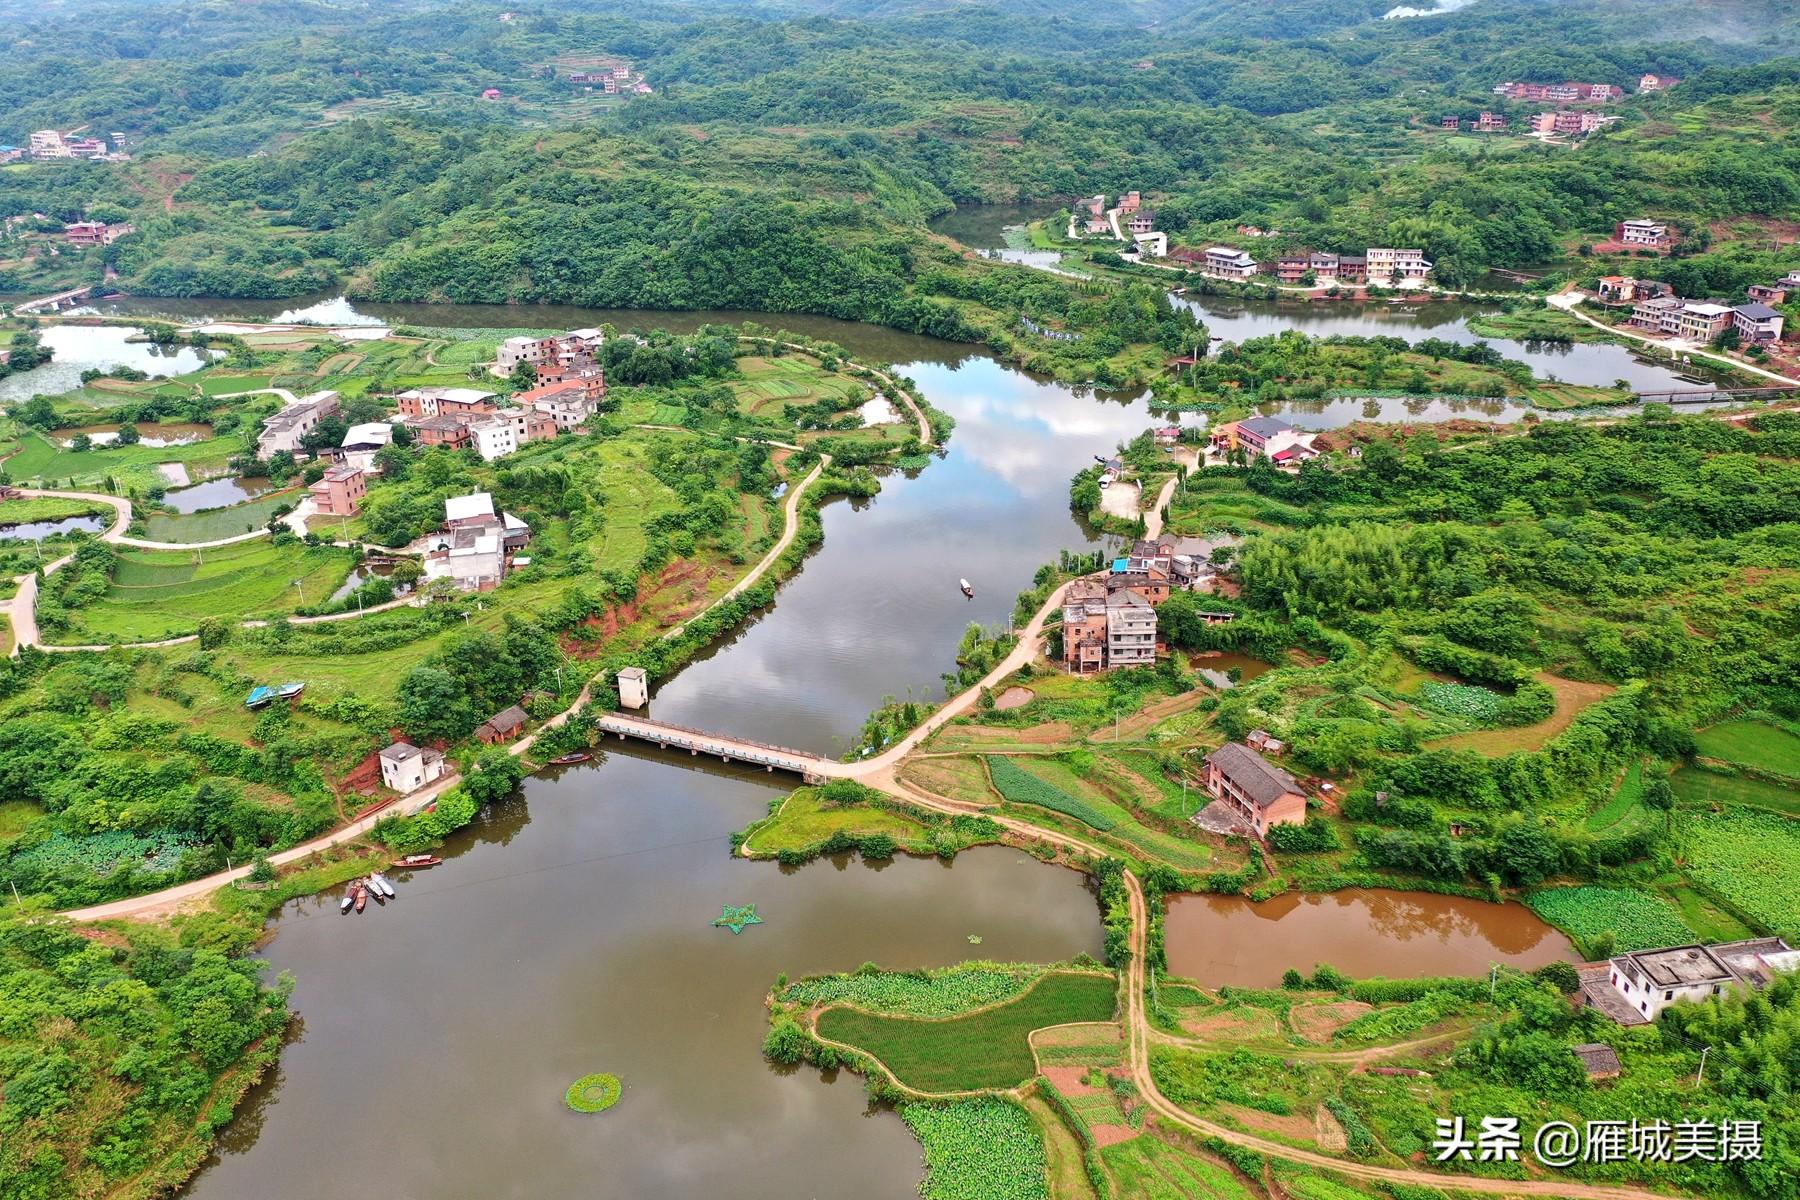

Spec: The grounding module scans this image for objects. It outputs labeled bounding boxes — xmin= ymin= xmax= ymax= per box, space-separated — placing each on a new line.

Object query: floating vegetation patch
xmin=714 ymin=902 xmax=764 ymax=934
xmin=565 ymin=1072 xmax=623 ymax=1113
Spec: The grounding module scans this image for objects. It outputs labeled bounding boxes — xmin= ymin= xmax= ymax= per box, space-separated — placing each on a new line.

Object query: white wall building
xmin=1621 ymin=219 xmax=1667 ymax=245
xmin=466 ymin=416 xmax=519 ymax=461
xmin=379 ymin=741 xmax=446 ymax=794
xmin=256 ymin=391 xmax=340 ymax=459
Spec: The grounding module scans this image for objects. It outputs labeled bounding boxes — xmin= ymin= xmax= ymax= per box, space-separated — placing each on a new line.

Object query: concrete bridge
xmin=15 ymin=285 xmax=101 ymax=314
xmin=595 ymin=712 xmax=832 ymax=780
xmin=1634 ymin=384 xmax=1800 ymax=405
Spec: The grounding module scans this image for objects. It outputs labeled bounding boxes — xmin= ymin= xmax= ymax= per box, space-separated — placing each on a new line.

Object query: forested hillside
xmin=8 ymin=0 xmax=1800 ymax=343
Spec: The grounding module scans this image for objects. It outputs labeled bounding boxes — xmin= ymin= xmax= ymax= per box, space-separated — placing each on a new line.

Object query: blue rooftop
xmin=1112 ymin=557 xmax=1130 ymax=572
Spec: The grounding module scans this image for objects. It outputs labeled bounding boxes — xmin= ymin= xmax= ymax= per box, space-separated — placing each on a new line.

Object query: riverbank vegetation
xmin=901 ymin=409 xmax=1800 ymax=955
xmin=0 ymin=322 xmax=928 ymax=908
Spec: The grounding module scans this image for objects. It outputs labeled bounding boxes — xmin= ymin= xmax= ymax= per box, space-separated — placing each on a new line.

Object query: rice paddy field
xmin=729 ymin=354 xmax=868 ymax=419
xmin=1671 ymin=766 xmax=1800 ymax=817
xmin=1694 ymin=719 xmax=1800 ymax=779
xmin=52 ymin=540 xmax=354 ymax=644
xmin=816 ymin=971 xmax=1118 ymax=1092
xmin=139 ymin=490 xmax=298 ymax=543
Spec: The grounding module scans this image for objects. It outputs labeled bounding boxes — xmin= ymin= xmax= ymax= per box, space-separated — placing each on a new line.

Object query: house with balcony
xmin=1733 ymin=302 xmax=1785 ymax=344
xmin=1472 ymin=112 xmax=1509 ymax=132
xmin=1201 ymin=247 xmax=1259 ymax=280
xmin=1618 ymin=219 xmax=1667 ymax=247
xmin=1200 ymin=742 xmax=1308 ymax=837
xmin=308 ymin=464 xmax=366 ymax=517
xmin=1675 ymin=302 xmax=1734 ymax=343
xmin=1366 ymin=248 xmax=1432 ymax=286
xmin=1105 ymin=590 xmax=1157 ymax=668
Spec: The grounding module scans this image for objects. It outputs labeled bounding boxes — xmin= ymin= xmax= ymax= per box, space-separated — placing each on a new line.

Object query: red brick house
xmin=1202 ymin=742 xmax=1308 ymax=837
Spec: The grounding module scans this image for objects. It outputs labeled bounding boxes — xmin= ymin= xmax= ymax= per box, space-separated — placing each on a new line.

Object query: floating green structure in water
xmin=714 ymin=903 xmax=763 ymax=934
xmin=565 ymin=1072 xmax=622 ymax=1113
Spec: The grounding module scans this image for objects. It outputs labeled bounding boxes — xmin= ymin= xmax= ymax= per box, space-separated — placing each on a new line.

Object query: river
xmin=80 ymin=267 xmax=1588 ymax=1197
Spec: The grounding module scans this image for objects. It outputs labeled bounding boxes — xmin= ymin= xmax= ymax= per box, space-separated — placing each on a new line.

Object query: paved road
xmin=1548 ymin=289 xmax=1798 ymax=386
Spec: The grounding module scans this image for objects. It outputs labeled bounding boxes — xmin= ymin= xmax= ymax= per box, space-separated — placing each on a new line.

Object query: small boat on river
xmin=552 ymin=752 xmax=592 ymax=765
xmin=245 ymin=686 xmax=275 ymax=709
xmin=340 ymin=887 xmax=355 ymax=914
xmin=959 ymin=578 xmax=974 ymax=598
xmin=393 ymin=854 xmax=442 ymax=869
xmin=353 ymin=881 xmax=368 ymax=913
xmin=369 ymin=873 xmax=396 ymax=899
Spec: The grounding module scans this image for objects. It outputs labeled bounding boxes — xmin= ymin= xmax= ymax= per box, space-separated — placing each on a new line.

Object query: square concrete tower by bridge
xmin=616 ymin=666 xmax=649 ymax=709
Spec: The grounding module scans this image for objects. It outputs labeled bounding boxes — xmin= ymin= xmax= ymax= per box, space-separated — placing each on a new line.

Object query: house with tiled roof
xmin=1201 ymin=742 xmax=1307 ymax=836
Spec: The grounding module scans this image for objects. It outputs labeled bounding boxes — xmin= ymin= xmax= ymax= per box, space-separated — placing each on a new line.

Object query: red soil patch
xmin=1181 ymin=1007 xmax=1279 ymax=1040
xmin=1091 ymin=1124 xmax=1138 ymax=1146
xmin=1042 ymin=1066 xmax=1104 ymax=1096
xmin=1217 ymin=1102 xmax=1320 ymax=1143
xmin=994 ymin=686 xmax=1035 ymax=711
xmin=1289 ymin=1001 xmax=1374 ymax=1043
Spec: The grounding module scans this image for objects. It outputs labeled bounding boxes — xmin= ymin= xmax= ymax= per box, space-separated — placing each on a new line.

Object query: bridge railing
xmin=596 ymin=714 xmax=821 ymax=764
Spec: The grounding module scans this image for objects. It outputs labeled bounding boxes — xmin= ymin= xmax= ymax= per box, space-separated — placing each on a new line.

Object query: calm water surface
xmin=162 ymin=476 xmax=278 ymax=513
xmin=1165 ymin=888 xmax=1576 ymax=988
xmin=0 ymin=514 xmax=108 ymax=539
xmin=0 ymin=324 xmax=212 ymax=403
xmin=113 ymin=289 xmax=1576 ymax=1197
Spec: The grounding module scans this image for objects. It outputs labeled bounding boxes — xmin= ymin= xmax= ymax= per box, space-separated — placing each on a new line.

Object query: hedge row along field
xmin=899 ymin=1098 xmax=1049 ymax=1200
xmin=816 ymin=971 xmax=1118 ymax=1092
xmin=781 ymin=963 xmax=1049 ymax=1018
xmin=984 ymin=755 xmax=1117 ymax=831
xmin=1684 ymin=810 xmax=1800 ymax=937
xmin=1526 ymin=886 xmax=1694 ymax=952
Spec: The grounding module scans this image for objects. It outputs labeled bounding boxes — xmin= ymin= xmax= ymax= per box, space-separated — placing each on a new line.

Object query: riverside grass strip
xmin=816 ymin=972 xmax=1118 ymax=1092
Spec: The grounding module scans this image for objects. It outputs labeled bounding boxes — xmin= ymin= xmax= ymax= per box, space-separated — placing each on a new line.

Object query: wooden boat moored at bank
xmin=551 ymin=752 xmax=592 ymax=765
xmin=393 ymin=854 xmax=442 ymax=869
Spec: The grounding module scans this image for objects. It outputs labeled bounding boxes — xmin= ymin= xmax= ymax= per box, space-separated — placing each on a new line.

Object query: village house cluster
xmin=1172 ymin=245 xmax=1433 ymax=288
xmin=1491 ymin=80 xmax=1625 ymax=102
xmin=1603 ymin=271 xmax=1790 ymax=346
xmin=422 ymin=490 xmax=530 ymax=593
xmin=4 ymin=129 xmax=131 ymax=162
xmin=565 ymin=62 xmax=652 ymax=96
xmin=258 ymin=328 xmax=609 ymax=523
xmin=1060 ymin=534 xmax=1237 ymax=675
xmin=1579 ymin=938 xmax=1798 ymax=1025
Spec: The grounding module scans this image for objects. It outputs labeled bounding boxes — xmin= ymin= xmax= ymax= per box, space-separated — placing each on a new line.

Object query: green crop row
xmin=985 ymin=756 xmax=1118 ymax=831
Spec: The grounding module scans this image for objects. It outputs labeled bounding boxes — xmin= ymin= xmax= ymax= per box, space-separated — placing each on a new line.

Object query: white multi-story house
xmin=1620 ymin=219 xmax=1667 ymax=246
xmin=1366 ymin=248 xmax=1432 ymax=285
xmin=1104 ymin=589 xmax=1157 ymax=667
xmin=1202 ymin=246 xmax=1259 ymax=279
xmin=1733 ymin=302 xmax=1785 ymax=343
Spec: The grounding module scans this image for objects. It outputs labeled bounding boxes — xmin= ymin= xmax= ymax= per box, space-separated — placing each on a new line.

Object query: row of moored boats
xmin=340 ymin=855 xmax=441 ymax=914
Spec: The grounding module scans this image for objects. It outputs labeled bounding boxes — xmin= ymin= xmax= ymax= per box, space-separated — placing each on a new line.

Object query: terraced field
xmin=730 ymin=355 xmax=866 ymax=418
xmin=54 ymin=540 xmax=354 ymax=643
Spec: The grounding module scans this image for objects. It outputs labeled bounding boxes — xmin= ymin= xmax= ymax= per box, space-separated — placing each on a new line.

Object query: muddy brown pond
xmin=1164 ymin=888 xmax=1577 ymax=988
xmin=168 ymin=306 xmax=1575 ymax=1199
